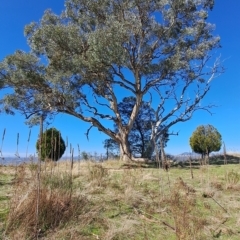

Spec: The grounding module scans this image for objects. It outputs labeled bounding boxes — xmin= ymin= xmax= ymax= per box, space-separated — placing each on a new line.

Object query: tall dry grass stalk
xmin=223 ymin=141 xmax=227 ymax=165
xmin=25 ymin=129 xmax=31 ymax=159
xmin=77 ymin=144 xmax=81 ymax=175
xmin=5 ymin=161 xmax=90 ymax=239
xmin=36 ymin=124 xmax=43 ymax=238
xmin=0 ymin=128 xmax=6 ymax=164
xmin=189 ymin=156 xmax=194 ymax=179
xmin=15 ymin=133 xmax=20 ymax=159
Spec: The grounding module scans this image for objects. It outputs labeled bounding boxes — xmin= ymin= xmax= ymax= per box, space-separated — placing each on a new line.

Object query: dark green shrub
xmin=36 ymin=128 xmax=66 ymax=161
xmin=189 ymin=124 xmax=222 ymax=158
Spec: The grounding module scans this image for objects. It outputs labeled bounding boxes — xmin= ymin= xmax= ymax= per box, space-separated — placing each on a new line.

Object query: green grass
xmin=0 ymin=158 xmax=240 ymax=239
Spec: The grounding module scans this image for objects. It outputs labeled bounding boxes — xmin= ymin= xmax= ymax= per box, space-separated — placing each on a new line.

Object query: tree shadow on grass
xmin=122 ymin=154 xmax=240 ymax=170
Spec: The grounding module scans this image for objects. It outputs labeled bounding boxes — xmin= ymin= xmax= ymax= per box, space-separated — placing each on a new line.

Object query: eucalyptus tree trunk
xmin=118 ymin=132 xmax=132 ymax=162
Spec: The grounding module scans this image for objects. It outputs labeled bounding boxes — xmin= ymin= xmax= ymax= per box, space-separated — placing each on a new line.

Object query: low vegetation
xmin=0 ymin=155 xmax=240 ymax=239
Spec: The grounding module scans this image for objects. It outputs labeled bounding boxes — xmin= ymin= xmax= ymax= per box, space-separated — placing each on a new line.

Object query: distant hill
xmin=173 ymin=152 xmax=201 ymax=161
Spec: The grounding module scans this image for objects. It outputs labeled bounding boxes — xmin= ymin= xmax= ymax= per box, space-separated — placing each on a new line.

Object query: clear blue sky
xmin=0 ymin=1 xmax=239 ymax=158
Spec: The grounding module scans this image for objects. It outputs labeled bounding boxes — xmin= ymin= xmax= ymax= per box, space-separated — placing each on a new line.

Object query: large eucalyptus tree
xmin=0 ymin=0 xmax=222 ymax=161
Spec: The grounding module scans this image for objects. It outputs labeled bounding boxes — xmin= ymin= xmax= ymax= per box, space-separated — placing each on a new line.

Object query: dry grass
xmin=3 ymin=163 xmax=92 ymax=239
xmin=0 ymin=160 xmax=240 ymax=239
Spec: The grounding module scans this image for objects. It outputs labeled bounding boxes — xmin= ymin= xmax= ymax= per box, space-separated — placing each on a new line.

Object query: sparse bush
xmin=225 ymin=170 xmax=240 ymax=185
xmin=169 ymin=180 xmax=207 ymax=240
xmin=81 ymin=151 xmax=89 ymax=161
xmin=87 ymin=163 xmax=108 ymax=186
xmin=28 ymin=162 xmax=38 ymax=173
xmin=210 ymin=181 xmax=223 ymax=190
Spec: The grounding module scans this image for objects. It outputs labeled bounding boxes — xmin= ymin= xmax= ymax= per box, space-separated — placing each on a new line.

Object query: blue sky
xmin=0 ymin=1 xmax=239 ymax=158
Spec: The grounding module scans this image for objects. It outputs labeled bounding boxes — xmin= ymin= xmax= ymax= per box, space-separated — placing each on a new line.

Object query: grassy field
xmin=0 ymin=155 xmax=240 ymax=239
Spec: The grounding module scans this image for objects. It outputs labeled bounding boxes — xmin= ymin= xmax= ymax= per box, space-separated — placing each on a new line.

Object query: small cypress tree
xmin=36 ymin=128 xmax=66 ymax=161
xmin=189 ymin=124 xmax=222 ymax=159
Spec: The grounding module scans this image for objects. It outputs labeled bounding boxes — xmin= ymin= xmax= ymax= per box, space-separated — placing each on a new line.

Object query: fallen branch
xmin=161 ymin=221 xmax=175 ymax=231
xmin=210 ymin=196 xmax=228 ymax=213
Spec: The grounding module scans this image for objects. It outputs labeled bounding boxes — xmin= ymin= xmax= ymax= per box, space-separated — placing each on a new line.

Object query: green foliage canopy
xmin=189 ymin=125 xmax=222 ymax=156
xmin=36 ymin=128 xmax=66 ymax=161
